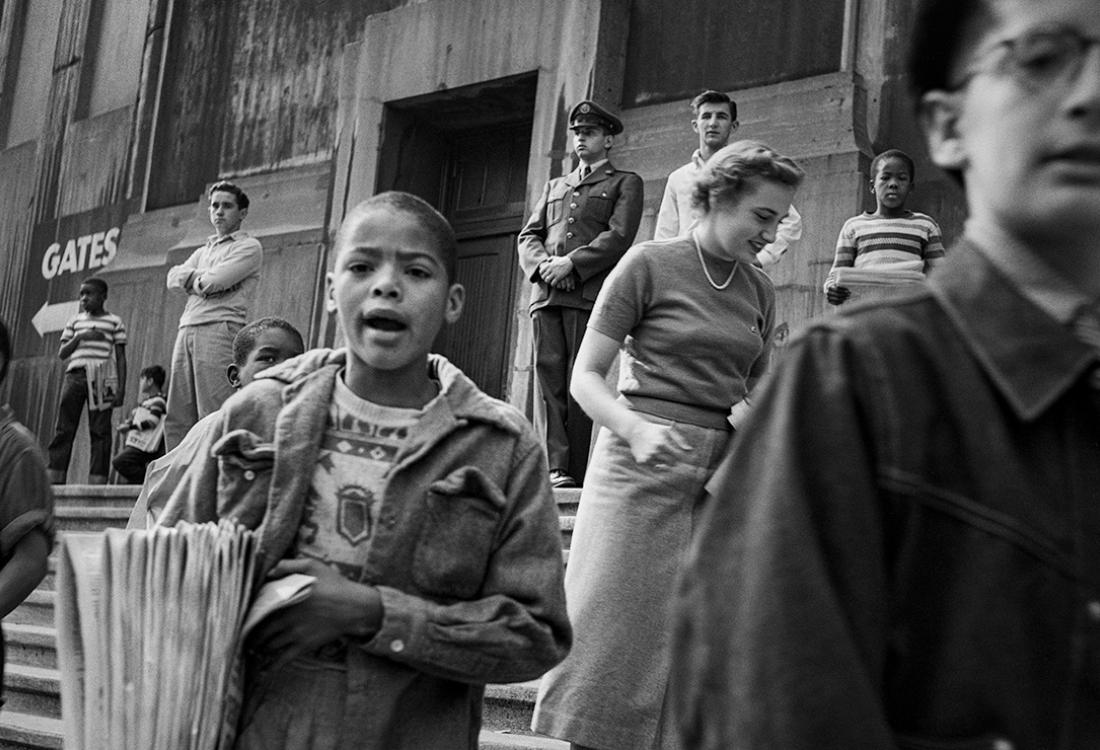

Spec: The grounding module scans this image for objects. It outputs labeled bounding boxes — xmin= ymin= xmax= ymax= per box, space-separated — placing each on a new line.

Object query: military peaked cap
xmin=568 ymin=100 xmax=623 ymax=135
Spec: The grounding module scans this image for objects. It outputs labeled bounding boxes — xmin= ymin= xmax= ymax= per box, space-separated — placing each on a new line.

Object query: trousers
xmin=165 ymin=321 xmax=239 ymax=449
xmin=532 ymin=306 xmax=591 ymax=482
xmin=47 ymin=367 xmax=112 ymax=479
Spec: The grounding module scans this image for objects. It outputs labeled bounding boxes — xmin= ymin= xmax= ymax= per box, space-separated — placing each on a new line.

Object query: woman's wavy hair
xmin=691 ymin=140 xmax=804 ymax=214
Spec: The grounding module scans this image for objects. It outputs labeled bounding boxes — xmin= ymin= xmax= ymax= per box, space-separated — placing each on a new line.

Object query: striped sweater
xmin=825 ymin=211 xmax=945 ymax=291
xmin=60 ymin=311 xmax=127 ymax=372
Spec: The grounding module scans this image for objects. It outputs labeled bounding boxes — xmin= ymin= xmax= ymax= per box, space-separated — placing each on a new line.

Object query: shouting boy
xmin=158 ymin=192 xmax=570 ymax=749
xmin=674 ymin=0 xmax=1100 ymax=747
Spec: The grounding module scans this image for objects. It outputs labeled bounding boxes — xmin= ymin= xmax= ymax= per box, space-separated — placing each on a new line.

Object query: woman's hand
xmin=623 ymin=419 xmax=692 ymax=466
xmin=248 ymin=558 xmax=382 ymax=672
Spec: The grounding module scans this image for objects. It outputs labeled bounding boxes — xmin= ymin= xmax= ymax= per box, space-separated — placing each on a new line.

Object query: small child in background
xmin=127 ymin=316 xmax=305 ymax=528
xmin=0 ymin=318 xmax=54 ymax=696
xmin=46 ymin=277 xmax=127 ymax=484
xmin=824 ymin=149 xmax=945 ymax=305
xmin=111 ymin=365 xmax=167 ymax=484
xmin=155 ymin=192 xmax=569 ymax=749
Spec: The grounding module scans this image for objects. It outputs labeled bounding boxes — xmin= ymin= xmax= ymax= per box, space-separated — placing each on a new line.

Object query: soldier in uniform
xmin=518 ymin=100 xmax=644 ymax=488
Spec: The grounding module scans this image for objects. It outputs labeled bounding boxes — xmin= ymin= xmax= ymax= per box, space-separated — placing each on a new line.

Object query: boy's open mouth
xmin=364 ymin=313 xmax=407 ymax=332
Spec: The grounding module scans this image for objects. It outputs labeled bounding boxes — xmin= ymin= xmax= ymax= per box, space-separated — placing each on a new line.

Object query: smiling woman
xmin=531 ymin=141 xmax=804 ymax=750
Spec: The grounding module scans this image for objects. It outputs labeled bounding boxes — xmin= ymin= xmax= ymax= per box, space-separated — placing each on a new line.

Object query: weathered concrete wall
xmin=1 ymin=0 xmax=62 ymax=147
xmin=57 ymin=107 xmax=133 ymax=215
xmin=81 ymin=0 xmax=145 ymax=118
xmin=333 ymin=0 xmax=631 ymax=410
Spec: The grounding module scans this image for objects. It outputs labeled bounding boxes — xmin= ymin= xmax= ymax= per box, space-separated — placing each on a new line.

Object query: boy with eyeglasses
xmin=673 ymin=0 xmax=1100 ymax=747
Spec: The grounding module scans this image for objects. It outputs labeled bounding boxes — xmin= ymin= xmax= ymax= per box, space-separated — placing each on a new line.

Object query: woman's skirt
xmin=532 ymin=413 xmax=730 ymax=750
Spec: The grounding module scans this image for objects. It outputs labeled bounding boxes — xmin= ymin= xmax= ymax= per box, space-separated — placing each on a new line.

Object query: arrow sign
xmin=31 ymin=300 xmax=80 ymax=336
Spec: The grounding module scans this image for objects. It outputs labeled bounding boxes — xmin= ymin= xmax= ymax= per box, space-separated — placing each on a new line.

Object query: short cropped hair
xmin=81 ymin=277 xmax=108 ymax=294
xmin=691 ymin=90 xmax=737 ymax=121
xmin=870 ymin=149 xmax=916 ymax=180
xmin=139 ymin=365 xmax=166 ymax=389
xmin=0 ymin=317 xmax=10 ymax=385
xmin=338 ymin=191 xmax=458 ymax=283
xmin=232 ymin=317 xmax=305 ymax=366
xmin=908 ymin=0 xmax=991 ymax=99
xmin=691 ymin=140 xmax=805 ymax=214
xmin=208 ymin=181 xmax=250 ymax=211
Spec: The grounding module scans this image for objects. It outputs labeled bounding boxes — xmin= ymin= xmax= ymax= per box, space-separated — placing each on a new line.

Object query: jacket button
xmin=566 ymin=232 xmax=574 ymax=239
xmin=573 ymin=191 xmax=580 ymax=196
xmin=992 ymin=740 xmax=1013 ymax=750
xmin=1088 ymin=600 xmax=1100 ymax=621
xmin=570 ymin=203 xmax=577 ymax=209
xmin=243 ymin=470 xmax=255 ymax=481
xmin=390 ymin=639 xmax=405 ymax=653
xmin=567 ymin=217 xmax=575 ymax=223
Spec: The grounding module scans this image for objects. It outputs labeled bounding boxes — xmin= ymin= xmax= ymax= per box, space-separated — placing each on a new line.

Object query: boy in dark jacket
xmin=675 ymin=0 xmax=1100 ymax=748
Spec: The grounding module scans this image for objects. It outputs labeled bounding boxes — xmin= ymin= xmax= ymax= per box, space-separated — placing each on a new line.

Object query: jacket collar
xmin=258 ymin=349 xmax=525 ymax=435
xmin=567 ymin=160 xmax=616 ymax=187
xmin=930 ymin=239 xmax=1097 ymax=421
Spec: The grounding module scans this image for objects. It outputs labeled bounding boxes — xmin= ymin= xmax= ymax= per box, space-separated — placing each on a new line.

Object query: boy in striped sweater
xmin=824 ymin=149 xmax=946 ymax=305
xmin=46 ymin=277 xmax=127 ymax=484
xmin=111 ymin=364 xmax=167 ymax=484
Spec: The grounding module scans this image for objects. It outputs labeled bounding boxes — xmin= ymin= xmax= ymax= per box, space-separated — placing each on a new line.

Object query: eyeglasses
xmin=952 ymin=24 xmax=1100 ymax=91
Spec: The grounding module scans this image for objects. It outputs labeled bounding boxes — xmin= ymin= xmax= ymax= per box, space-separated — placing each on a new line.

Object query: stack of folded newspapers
xmin=833 ymin=267 xmax=927 ymax=305
xmin=56 ymin=521 xmax=315 ymax=750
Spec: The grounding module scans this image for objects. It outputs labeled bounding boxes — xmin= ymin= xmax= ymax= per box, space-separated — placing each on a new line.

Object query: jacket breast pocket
xmin=214 ymin=429 xmax=275 ymax=514
xmin=547 ymin=197 xmax=564 ymax=227
xmin=586 ymin=194 xmax=613 ymax=224
xmin=412 ymin=466 xmax=506 ymax=600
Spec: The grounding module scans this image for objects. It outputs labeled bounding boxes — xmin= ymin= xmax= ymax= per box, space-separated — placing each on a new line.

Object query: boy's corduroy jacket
xmin=157 ymin=350 xmax=570 ymax=749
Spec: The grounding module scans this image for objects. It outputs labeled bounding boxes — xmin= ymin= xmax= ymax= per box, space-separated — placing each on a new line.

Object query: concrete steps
xmin=0 ymin=484 xmax=578 ymax=750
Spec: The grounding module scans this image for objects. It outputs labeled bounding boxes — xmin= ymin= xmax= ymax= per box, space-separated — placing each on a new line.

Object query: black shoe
xmin=549 ymin=470 xmax=578 ymax=489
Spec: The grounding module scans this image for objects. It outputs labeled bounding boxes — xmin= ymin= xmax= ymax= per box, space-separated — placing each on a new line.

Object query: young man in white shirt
xmin=655 ymin=90 xmax=802 ymax=269
xmin=164 ymin=181 xmax=263 ymax=448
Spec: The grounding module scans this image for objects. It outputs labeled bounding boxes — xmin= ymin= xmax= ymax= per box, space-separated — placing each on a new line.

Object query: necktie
xmin=581 ymin=166 xmax=591 ymax=180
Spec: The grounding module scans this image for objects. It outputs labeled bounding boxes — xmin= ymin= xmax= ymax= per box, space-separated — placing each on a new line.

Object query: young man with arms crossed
xmin=518 ymin=100 xmax=644 ymax=488
xmin=655 ymin=90 xmax=802 ymax=270
xmin=165 ymin=181 xmax=262 ymax=449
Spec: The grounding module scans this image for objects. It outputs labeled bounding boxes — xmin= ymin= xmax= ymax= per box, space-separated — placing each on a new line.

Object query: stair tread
xmin=0 ymin=710 xmax=63 ymax=748
xmin=53 ymin=485 xmax=141 ymax=498
xmin=54 ymin=506 xmax=132 ymax=517
xmin=478 ymin=729 xmax=567 ymax=749
xmin=485 ymin=679 xmax=540 ymax=703
xmin=4 ymin=663 xmax=59 ymax=681
xmin=1 ymin=623 xmax=55 ymax=640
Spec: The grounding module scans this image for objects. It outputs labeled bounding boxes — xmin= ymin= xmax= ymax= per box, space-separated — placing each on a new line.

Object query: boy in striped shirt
xmin=824 ymin=149 xmax=946 ymax=305
xmin=111 ymin=365 xmax=167 ymax=484
xmin=46 ymin=277 xmax=127 ymax=484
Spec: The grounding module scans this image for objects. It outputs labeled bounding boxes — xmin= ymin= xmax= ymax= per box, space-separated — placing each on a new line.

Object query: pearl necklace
xmin=693 ymin=233 xmax=737 ymax=290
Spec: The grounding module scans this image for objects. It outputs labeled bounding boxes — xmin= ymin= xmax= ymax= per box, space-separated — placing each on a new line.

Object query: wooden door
xmin=434 ymin=125 xmax=530 ymax=400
